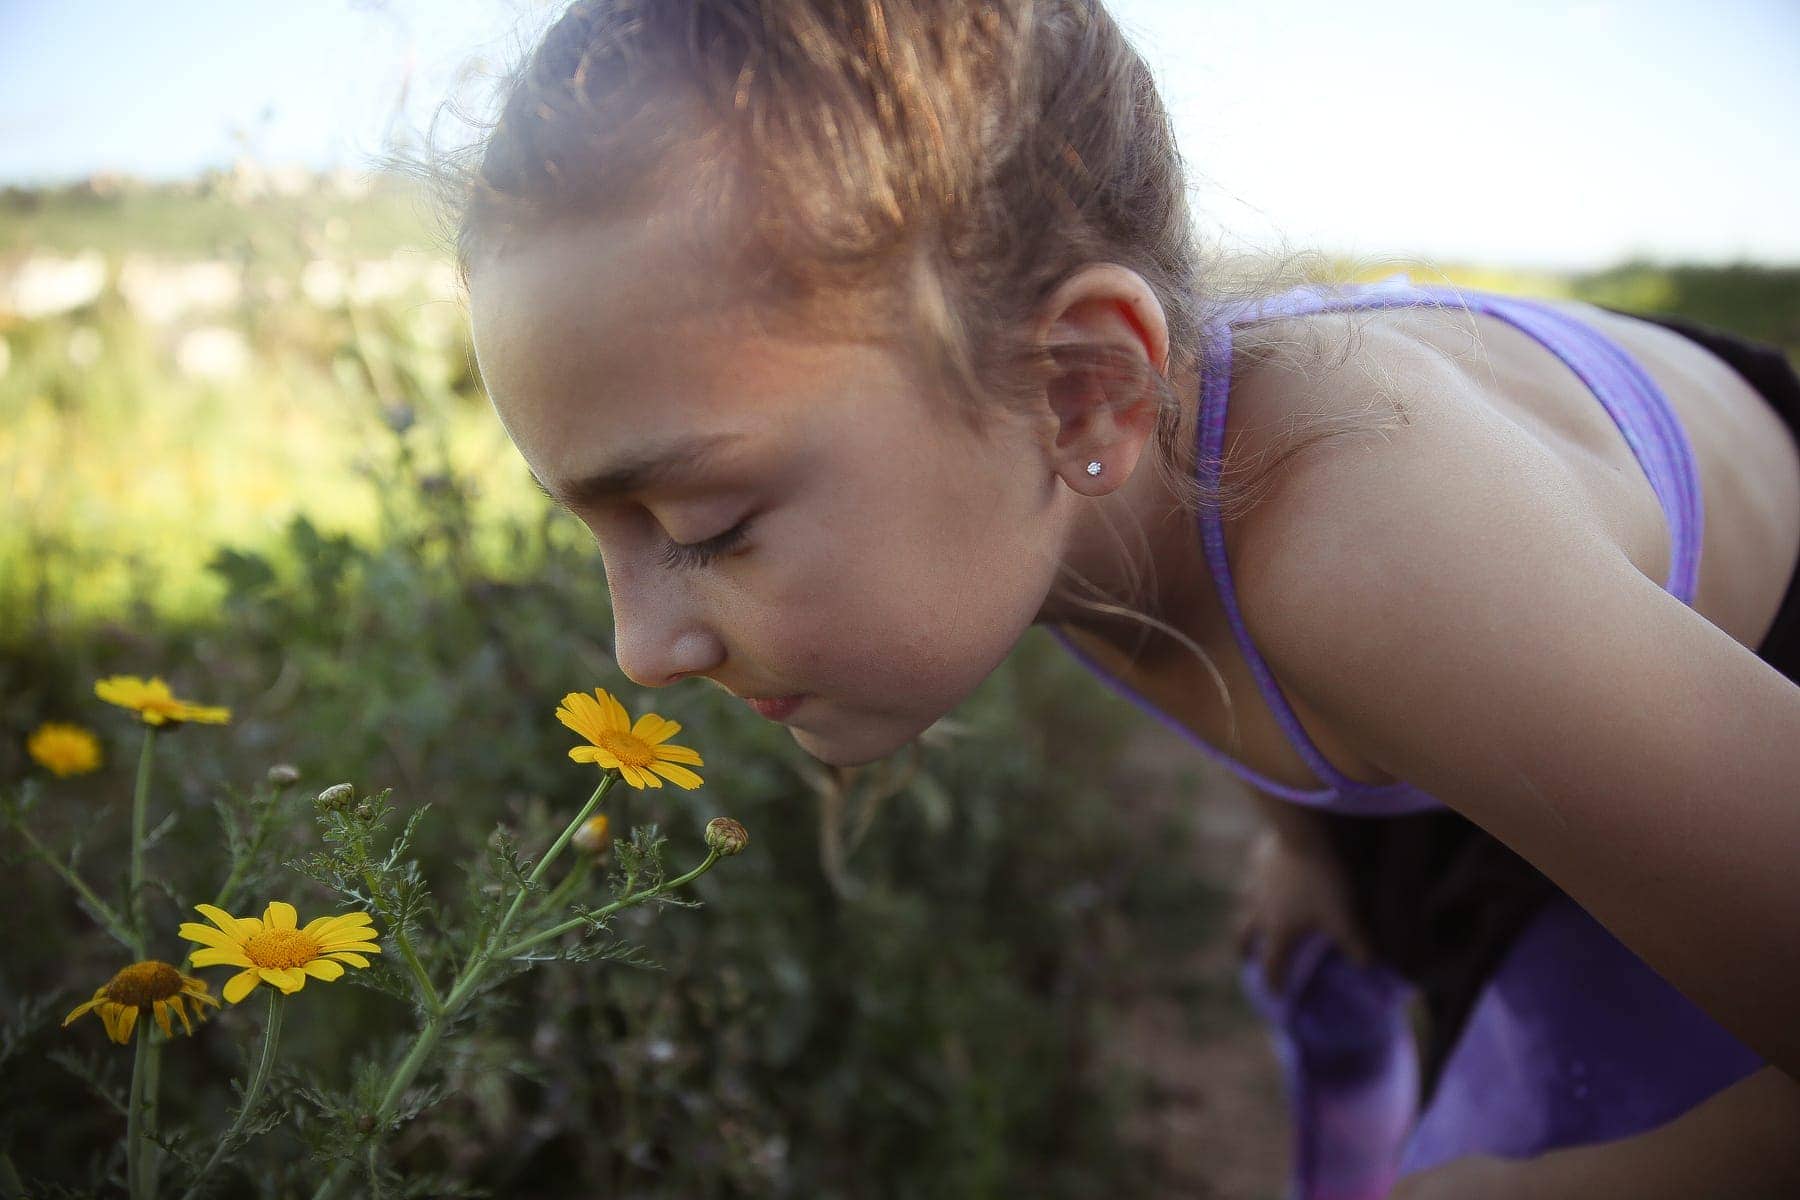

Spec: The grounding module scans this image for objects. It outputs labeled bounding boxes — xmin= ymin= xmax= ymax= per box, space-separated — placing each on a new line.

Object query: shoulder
xmin=1219 ymin=304 xmax=1603 ymax=631
xmin=1219 ymin=316 xmax=1800 ymax=810
xmin=1218 ymin=315 xmax=1621 ymax=783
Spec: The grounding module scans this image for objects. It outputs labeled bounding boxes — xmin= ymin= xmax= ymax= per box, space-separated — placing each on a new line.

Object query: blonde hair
xmin=411 ymin=0 xmax=1435 ymax=763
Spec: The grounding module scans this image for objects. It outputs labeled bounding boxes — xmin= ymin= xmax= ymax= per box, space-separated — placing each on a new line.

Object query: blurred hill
xmin=0 ymin=162 xmax=436 ymax=266
xmin=1 ymin=173 xmax=1794 ymax=630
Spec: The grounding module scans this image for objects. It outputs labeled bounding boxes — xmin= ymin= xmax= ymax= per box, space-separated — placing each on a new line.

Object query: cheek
xmin=774 ymin=517 xmax=1028 ymax=699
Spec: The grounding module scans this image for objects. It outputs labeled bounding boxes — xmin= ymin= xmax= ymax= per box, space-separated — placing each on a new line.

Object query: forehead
xmin=468 ymin=213 xmax=929 ymax=492
xmin=470 ymin=209 xmax=731 ymax=416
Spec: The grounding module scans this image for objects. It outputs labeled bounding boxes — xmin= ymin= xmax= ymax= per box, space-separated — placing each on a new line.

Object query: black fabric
xmin=1317 ymin=310 xmax=1800 ymax=1108
xmin=1607 ymin=306 xmax=1800 ymax=679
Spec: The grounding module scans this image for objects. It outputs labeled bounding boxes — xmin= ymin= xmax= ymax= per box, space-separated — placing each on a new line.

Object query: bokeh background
xmin=3 ymin=2 xmax=1796 ymax=1197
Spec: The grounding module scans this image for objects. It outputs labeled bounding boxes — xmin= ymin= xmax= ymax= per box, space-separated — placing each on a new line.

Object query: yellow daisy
xmin=178 ymin=901 xmax=381 ymax=1004
xmin=62 ymin=960 xmax=219 ymax=1045
xmin=94 ymin=675 xmax=231 ymax=726
xmin=27 ymin=721 xmax=103 ymax=776
xmin=556 ymin=687 xmax=704 ymax=790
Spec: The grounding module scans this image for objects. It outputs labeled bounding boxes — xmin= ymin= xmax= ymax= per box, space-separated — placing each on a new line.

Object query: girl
xmin=443 ymin=1 xmax=1800 ymax=1194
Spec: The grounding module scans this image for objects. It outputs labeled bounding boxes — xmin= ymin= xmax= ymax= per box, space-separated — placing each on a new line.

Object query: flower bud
xmin=572 ymin=814 xmax=612 ymax=855
xmin=315 ymin=782 xmax=356 ymax=813
xmin=266 ymin=763 xmax=301 ymax=787
xmin=705 ymin=817 xmax=749 ymax=857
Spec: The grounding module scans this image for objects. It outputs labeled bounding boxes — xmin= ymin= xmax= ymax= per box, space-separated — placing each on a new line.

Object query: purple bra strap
xmin=1043 ymin=624 xmax=1440 ymax=813
xmin=1193 ymin=312 xmax=1446 ymax=813
xmin=1193 ymin=280 xmax=1705 ymax=803
xmin=1533 ymin=296 xmax=1704 ymax=602
xmin=1263 ymin=286 xmax=1703 ymax=601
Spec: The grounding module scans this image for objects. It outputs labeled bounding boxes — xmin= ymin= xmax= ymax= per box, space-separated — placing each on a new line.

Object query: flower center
xmin=105 ymin=961 xmax=184 ymax=1008
xmin=244 ymin=929 xmax=320 ymax=970
xmin=595 ymin=731 xmax=655 ymax=768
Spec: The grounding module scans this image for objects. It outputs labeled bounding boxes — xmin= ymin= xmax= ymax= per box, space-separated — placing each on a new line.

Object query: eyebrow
xmin=531 ymin=431 xmax=752 ymax=509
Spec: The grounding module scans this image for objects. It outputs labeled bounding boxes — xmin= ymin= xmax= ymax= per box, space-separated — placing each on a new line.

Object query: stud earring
xmin=1085 ymin=460 xmax=1103 ymax=477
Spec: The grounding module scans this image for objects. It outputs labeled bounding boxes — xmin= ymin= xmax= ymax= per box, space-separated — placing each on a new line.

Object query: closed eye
xmin=658 ymin=518 xmax=753 ymax=570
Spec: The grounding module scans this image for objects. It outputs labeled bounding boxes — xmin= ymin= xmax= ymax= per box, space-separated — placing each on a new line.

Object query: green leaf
xmin=205 ymin=546 xmax=277 ymax=598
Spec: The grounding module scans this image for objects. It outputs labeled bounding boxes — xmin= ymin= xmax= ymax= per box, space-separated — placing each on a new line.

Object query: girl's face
xmin=469 ymin=212 xmax=1085 ymax=766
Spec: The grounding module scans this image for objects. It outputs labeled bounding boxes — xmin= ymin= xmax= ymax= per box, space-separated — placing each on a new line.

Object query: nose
xmin=606 ymin=571 xmax=725 ymax=690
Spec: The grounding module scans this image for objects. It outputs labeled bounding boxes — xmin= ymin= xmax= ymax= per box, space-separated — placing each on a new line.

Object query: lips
xmin=744 ymin=694 xmax=805 ymax=720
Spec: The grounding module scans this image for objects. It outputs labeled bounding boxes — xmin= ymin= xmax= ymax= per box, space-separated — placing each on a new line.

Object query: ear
xmin=1032 ymin=263 xmax=1171 ymax=492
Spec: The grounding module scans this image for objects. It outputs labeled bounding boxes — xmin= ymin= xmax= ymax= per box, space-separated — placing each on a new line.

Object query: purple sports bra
xmin=1047 ymin=274 xmax=1705 ymax=816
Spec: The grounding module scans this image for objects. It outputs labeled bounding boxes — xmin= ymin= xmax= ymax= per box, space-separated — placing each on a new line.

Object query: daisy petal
xmin=195 ymin=903 xmax=245 ymax=937
xmin=325 ymin=952 xmax=370 ymax=968
xmin=301 ymin=958 xmax=345 ymax=982
xmin=596 ymin=688 xmax=632 ymax=733
xmin=556 ymin=692 xmax=608 ymax=744
xmin=263 ymin=900 xmax=298 ymax=930
xmin=259 ymin=967 xmax=307 ymax=993
xmin=99 ymin=1005 xmax=124 ymax=1044
xmin=178 ymin=921 xmax=242 ymax=950
xmin=63 ymin=993 xmax=104 ymax=1026
xmin=309 ymin=914 xmax=372 ymax=941
xmin=319 ymin=939 xmax=381 ymax=954
xmin=116 ymin=1006 xmax=138 ymax=1042
xmin=189 ymin=947 xmax=254 ymax=968
xmin=631 ymin=713 xmax=674 ymax=742
xmin=651 ymin=743 xmax=703 ymax=766
xmin=153 ymin=1000 xmax=173 ymax=1038
xmin=646 ymin=760 xmax=703 ymax=790
xmin=569 ymin=745 xmax=619 ymax=766
xmin=223 ymin=969 xmax=261 ymax=1004
xmin=170 ymin=997 xmax=194 ymax=1036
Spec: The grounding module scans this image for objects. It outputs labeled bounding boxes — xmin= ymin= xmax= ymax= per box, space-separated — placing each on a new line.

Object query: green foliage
xmin=21 ymin=180 xmax=1793 ymax=1196
xmin=1569 ymin=260 xmax=1800 ymax=355
xmin=1 ymin=371 xmax=1177 ymax=1197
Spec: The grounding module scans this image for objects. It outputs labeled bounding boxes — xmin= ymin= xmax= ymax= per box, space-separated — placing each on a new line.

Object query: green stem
xmin=515 ymin=778 xmax=612 ymax=913
xmin=355 ymin=860 xmax=443 ymax=1016
xmin=311 ymin=776 xmax=618 ymax=1200
xmin=141 ymin=1030 xmax=164 ymax=1200
xmin=179 ymin=990 xmax=284 ymax=1200
xmin=128 ymin=727 xmax=163 ymax=1200
xmin=12 ymin=819 xmax=136 ymax=950
xmin=494 ymin=850 xmax=722 ymax=961
xmin=128 ymin=1017 xmax=150 ymax=1200
xmin=209 ymin=861 xmax=247 ymax=916
xmin=535 ymin=855 xmax=593 ymax=918
xmin=393 ymin=926 xmax=442 ymax=1017
xmin=209 ymin=774 xmax=290 ymax=916
xmin=129 ymin=728 xmax=157 ymax=959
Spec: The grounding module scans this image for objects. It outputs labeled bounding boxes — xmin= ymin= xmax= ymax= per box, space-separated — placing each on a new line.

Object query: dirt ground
xmin=1099 ymin=717 xmax=1294 ymax=1200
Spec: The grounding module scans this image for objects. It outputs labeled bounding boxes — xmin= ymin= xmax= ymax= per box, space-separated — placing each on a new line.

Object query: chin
xmin=789 ymin=710 xmax=930 ymax=768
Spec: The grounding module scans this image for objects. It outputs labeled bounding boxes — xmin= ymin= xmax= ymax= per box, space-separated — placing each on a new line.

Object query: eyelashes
xmin=657 ymin=517 xmax=753 ymax=570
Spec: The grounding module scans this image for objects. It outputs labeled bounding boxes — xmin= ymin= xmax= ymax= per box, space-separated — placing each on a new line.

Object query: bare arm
xmin=1236 ymin=788 xmax=1374 ymax=987
xmin=1231 ymin=361 xmax=1800 ymax=1078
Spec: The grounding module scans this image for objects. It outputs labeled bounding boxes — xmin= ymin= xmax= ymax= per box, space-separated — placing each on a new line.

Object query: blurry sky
xmin=1 ymin=0 xmax=1796 ymax=269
